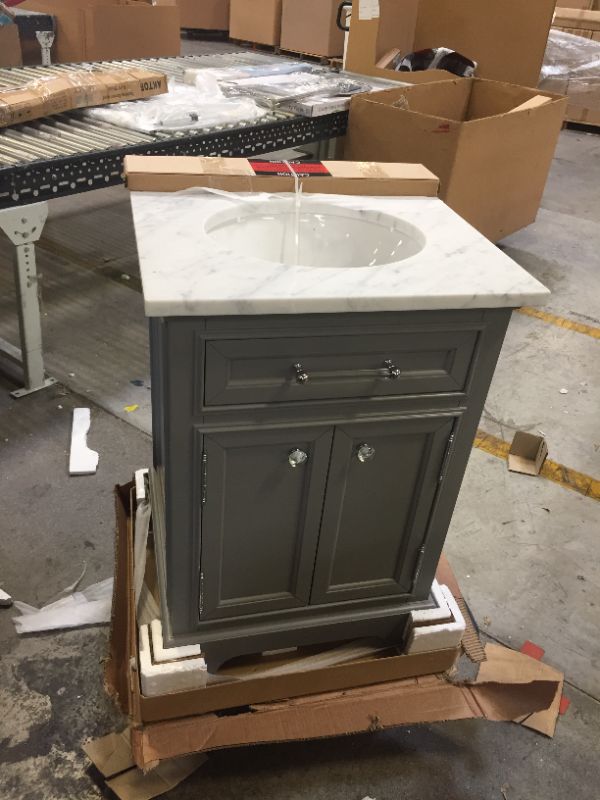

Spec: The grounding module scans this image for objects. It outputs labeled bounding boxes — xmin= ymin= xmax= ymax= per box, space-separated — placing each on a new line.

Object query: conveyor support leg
xmin=0 ymin=201 xmax=57 ymax=397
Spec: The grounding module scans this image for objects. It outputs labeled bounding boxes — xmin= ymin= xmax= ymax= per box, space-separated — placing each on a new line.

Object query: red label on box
xmin=250 ymin=160 xmax=331 ymax=178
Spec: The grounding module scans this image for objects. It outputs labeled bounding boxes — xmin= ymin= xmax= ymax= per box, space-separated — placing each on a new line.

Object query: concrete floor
xmin=1 ymin=43 xmax=600 ymax=800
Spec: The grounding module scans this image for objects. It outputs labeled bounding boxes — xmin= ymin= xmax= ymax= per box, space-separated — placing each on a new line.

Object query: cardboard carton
xmin=124 ymin=155 xmax=441 ymax=196
xmin=19 ymin=0 xmax=180 ymax=63
xmin=344 ymin=78 xmax=567 ymax=241
xmin=553 ymin=7 xmax=600 ymax=39
xmin=0 ymin=67 xmax=167 ymax=128
xmin=508 ymin=432 xmax=549 ymax=476
xmin=105 ymin=483 xmax=562 ymax=771
xmin=345 ymin=0 xmax=556 ymax=88
xmin=280 ymin=0 xmax=344 ymax=58
xmin=229 ymin=0 xmax=282 ymax=46
xmin=0 ymin=24 xmax=22 ymax=67
xmin=177 ymin=0 xmax=229 ymax=30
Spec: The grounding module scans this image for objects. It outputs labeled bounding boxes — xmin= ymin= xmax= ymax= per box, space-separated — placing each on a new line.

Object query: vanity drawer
xmin=204 ymin=330 xmax=478 ymax=406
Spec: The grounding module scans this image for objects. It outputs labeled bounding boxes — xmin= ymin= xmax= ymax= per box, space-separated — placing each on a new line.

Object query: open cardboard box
xmin=344 ymin=78 xmax=567 ymax=241
xmin=105 ymin=483 xmax=563 ymax=771
xmin=345 ymin=0 xmax=556 ymax=88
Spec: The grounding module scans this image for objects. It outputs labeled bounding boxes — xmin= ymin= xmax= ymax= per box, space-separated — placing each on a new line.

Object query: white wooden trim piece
xmin=139 ymin=623 xmax=207 ymax=697
xmin=68 ymin=408 xmax=99 ymax=475
xmin=405 ymin=585 xmax=466 ymax=654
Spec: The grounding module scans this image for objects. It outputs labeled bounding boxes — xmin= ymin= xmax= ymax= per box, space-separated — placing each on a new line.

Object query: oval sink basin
xmin=204 ymin=198 xmax=426 ymax=268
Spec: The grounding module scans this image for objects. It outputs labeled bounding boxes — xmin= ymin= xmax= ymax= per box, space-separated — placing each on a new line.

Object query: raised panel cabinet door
xmin=310 ymin=414 xmax=457 ymax=605
xmin=198 ymin=424 xmax=333 ymax=621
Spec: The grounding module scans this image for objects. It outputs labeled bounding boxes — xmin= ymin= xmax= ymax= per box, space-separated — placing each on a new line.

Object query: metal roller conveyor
xmin=0 ymin=51 xmax=347 ymax=397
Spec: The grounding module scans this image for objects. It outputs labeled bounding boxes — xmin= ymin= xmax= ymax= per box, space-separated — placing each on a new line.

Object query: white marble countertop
xmin=130 ymin=191 xmax=549 ymax=317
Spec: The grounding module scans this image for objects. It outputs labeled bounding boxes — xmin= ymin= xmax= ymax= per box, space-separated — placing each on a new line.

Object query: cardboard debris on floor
xmin=508 ymin=432 xmax=549 ymax=476
xmin=0 ymin=67 xmax=167 ymax=129
xmin=83 ymin=729 xmax=206 ymax=800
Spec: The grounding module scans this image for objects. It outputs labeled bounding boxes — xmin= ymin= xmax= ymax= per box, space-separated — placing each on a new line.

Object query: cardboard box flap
xmin=124 ymin=156 xmax=440 ymax=196
xmin=129 ymin=667 xmax=560 ymax=768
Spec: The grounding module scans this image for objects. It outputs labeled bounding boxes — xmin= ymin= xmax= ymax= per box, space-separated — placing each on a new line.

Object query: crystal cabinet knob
xmin=383 ymin=359 xmax=401 ymax=379
xmin=288 ymin=448 xmax=308 ymax=468
xmin=356 ymin=443 xmax=376 ymax=463
xmin=293 ymin=363 xmax=309 ymax=384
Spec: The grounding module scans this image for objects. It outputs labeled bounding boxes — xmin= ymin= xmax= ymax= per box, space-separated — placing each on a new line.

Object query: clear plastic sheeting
xmin=540 ymin=29 xmax=600 ymax=104
xmin=183 ymin=61 xmax=314 ymax=87
xmin=85 ymin=82 xmax=266 ymax=133
xmin=223 ymin=71 xmax=373 ymax=106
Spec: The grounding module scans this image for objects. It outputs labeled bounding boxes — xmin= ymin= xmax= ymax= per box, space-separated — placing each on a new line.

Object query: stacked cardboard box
xmin=229 ymin=0 xmax=282 ymax=46
xmin=177 ymin=0 xmax=229 ymax=30
xmin=19 ymin=0 xmax=180 ymax=62
xmin=280 ymin=0 xmax=344 ymax=58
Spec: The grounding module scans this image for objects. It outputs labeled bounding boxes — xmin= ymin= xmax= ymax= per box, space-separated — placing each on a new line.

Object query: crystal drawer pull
xmin=288 ymin=448 xmax=308 ymax=468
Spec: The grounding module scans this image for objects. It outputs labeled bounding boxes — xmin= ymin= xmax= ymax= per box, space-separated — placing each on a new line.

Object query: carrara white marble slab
xmin=130 ymin=190 xmax=549 ymax=317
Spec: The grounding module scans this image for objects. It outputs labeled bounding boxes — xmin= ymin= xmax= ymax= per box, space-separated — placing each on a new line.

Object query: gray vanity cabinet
xmin=150 ymin=308 xmax=511 ymax=668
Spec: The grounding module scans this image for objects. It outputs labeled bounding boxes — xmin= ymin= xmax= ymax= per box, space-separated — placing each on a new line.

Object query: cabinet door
xmin=199 ymin=425 xmax=333 ymax=620
xmin=310 ymin=415 xmax=456 ymax=605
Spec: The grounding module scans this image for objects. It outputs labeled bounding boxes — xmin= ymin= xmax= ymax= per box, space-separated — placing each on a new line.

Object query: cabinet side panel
xmin=161 ymin=319 xmax=206 ymax=635
xmin=412 ymin=307 xmax=513 ymax=598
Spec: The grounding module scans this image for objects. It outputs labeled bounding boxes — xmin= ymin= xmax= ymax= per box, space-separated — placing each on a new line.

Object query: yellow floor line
xmin=474 ymin=430 xmax=600 ymax=501
xmin=518 ymin=306 xmax=600 ymax=340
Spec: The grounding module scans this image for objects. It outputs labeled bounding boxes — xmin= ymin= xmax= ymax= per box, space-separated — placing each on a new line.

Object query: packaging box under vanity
xmin=104 ymin=482 xmax=563 ymax=771
xmin=0 ymin=67 xmax=167 ymax=128
xmin=280 ymin=0 xmax=344 ymax=58
xmin=229 ymin=0 xmax=282 ymax=46
xmin=177 ymin=0 xmax=229 ymax=30
xmin=19 ymin=0 xmax=180 ymax=62
xmin=344 ymin=78 xmax=567 ymax=241
xmin=345 ymin=0 xmax=557 ymax=88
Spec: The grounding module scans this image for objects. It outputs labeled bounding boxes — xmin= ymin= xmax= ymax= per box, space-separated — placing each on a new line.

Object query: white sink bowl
xmin=204 ymin=198 xmax=426 ymax=268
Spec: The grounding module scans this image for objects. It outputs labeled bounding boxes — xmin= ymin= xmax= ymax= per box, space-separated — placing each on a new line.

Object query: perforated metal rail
xmin=0 ymin=53 xmax=348 ymax=209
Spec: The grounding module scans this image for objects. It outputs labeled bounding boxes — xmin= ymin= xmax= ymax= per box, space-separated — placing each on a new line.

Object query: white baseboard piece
xmin=139 ymin=622 xmax=207 ymax=697
xmin=405 ymin=585 xmax=466 ymax=655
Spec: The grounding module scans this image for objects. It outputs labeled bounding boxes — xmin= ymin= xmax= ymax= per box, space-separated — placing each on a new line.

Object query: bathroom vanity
xmin=131 ymin=188 xmax=548 ymax=669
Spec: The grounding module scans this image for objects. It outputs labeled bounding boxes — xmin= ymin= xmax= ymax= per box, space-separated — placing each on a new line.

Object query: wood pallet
xmin=229 ymin=38 xmax=342 ymax=68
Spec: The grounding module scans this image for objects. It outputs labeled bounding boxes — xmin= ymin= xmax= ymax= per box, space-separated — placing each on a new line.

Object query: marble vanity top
xmin=130 ymin=190 xmax=549 ymax=317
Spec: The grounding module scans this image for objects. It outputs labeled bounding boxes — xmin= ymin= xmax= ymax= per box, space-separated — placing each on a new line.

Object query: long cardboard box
xmin=0 ymin=67 xmax=167 ymax=129
xmin=19 ymin=0 xmax=180 ymax=62
xmin=345 ymin=0 xmax=556 ymax=88
xmin=124 ymin=155 xmax=440 ymax=196
xmin=345 ymin=78 xmax=567 ymax=241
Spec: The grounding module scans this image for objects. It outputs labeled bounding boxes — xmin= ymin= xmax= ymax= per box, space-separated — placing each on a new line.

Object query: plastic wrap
xmin=223 ymin=71 xmax=373 ymax=106
xmin=85 ymin=82 xmax=266 ymax=132
xmin=540 ymin=29 xmax=600 ymax=103
xmin=183 ymin=61 xmax=314 ymax=87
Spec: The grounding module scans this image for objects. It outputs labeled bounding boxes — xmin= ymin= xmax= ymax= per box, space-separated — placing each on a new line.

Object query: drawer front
xmin=204 ymin=330 xmax=478 ymax=406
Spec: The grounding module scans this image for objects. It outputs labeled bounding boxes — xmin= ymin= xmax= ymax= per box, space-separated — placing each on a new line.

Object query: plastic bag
xmin=393 ymin=47 xmax=477 ymax=77
xmin=224 ymin=71 xmax=373 ymax=106
xmin=85 ymin=82 xmax=266 ymax=133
